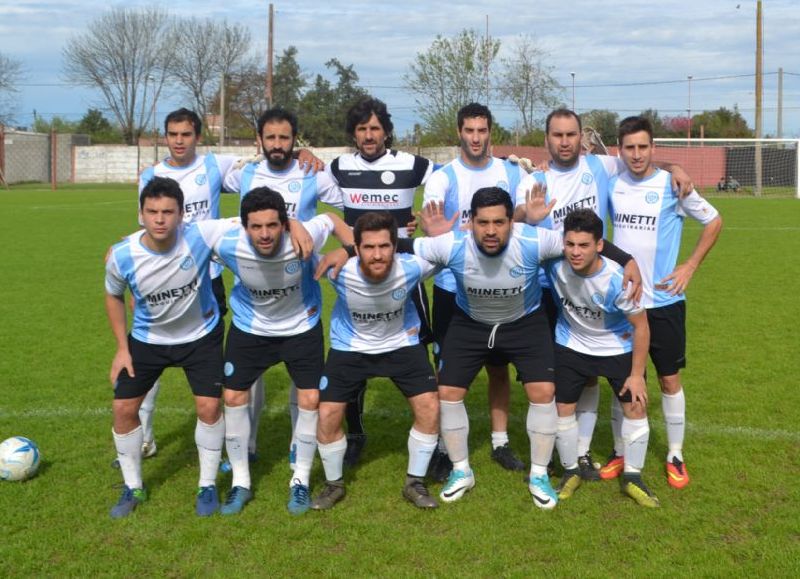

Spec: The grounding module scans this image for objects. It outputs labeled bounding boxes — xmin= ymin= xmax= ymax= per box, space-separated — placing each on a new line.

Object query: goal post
xmin=653 ymin=138 xmax=800 ymax=199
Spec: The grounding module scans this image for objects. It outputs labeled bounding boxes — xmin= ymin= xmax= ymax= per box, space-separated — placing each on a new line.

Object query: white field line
xmin=28 ymin=201 xmax=131 ymax=210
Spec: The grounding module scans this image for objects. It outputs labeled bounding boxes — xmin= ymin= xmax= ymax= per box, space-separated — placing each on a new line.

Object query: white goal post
xmin=653 ymin=138 xmax=800 ymax=199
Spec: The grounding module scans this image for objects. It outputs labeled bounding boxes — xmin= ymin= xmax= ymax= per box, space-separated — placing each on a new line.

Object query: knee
xmin=297 ymin=388 xmax=320 ymax=410
xmin=224 ymin=389 xmax=249 ymax=407
xmin=658 ymin=374 xmax=682 ymax=395
xmin=196 ymin=397 xmax=222 ymax=423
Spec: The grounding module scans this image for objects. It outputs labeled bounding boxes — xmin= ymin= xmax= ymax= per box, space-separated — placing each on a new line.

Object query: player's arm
xmin=295 ymin=148 xmax=324 ymax=174
xmin=658 ymin=213 xmax=722 ymax=296
xmin=515 ymin=179 xmax=556 ymax=224
xmin=619 ymin=310 xmax=650 ymax=408
xmin=320 ymin=212 xmax=355 ymax=248
xmin=105 ymin=292 xmax=134 ymax=383
xmin=418 ymin=200 xmax=459 ymax=237
xmin=287 ymin=219 xmax=314 ymax=261
xmin=598 ymin=241 xmax=643 ymax=305
xmin=653 ymin=161 xmax=693 ymax=198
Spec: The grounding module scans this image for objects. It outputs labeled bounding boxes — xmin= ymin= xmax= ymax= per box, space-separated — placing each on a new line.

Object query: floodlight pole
xmin=754 ymin=0 xmax=763 ymax=196
xmin=687 ymin=75 xmax=693 ymax=143
xmin=571 ymin=72 xmax=576 ymax=111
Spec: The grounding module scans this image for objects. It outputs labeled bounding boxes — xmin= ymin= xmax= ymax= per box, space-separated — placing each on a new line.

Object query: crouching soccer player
xmin=105 ymin=177 xmax=230 ymax=518
xmin=546 ymin=209 xmax=658 ymax=507
xmin=312 ymin=211 xmax=441 ymax=510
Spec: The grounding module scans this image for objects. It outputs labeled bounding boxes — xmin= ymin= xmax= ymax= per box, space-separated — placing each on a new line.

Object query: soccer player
xmin=422 ymin=103 xmax=529 ymax=476
xmin=311 ymin=212 xmax=441 ymax=510
xmin=326 ymin=97 xmax=436 ymax=466
xmin=546 ymin=209 xmax=658 ymax=507
xmin=602 ymin=116 xmax=722 ymax=489
xmin=105 ymin=176 xmax=230 ymax=518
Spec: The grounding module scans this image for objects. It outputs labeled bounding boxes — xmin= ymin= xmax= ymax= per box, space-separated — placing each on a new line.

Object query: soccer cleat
xmin=439 ymin=469 xmax=475 ymax=503
xmin=287 ymin=482 xmax=311 ymax=515
xmin=311 ymin=480 xmax=346 ymax=511
xmin=402 ymin=477 xmax=438 ymax=509
xmin=599 ymin=452 xmax=625 ymax=480
xmin=343 ymin=434 xmax=367 ymax=468
xmin=110 ymin=486 xmax=147 ymax=519
xmin=577 ymin=453 xmax=601 ymax=481
xmin=220 ymin=485 xmax=253 ymax=516
xmin=556 ymin=469 xmax=582 ymax=500
xmin=529 ymin=474 xmax=558 ymax=510
xmin=196 ymin=485 xmax=220 ymax=517
xmin=491 ymin=443 xmax=526 ymax=471
xmin=666 ymin=457 xmax=691 ymax=489
xmin=141 ymin=440 xmax=157 ymax=459
xmin=622 ymin=475 xmax=660 ymax=508
xmin=426 ymin=448 xmax=452 ymax=483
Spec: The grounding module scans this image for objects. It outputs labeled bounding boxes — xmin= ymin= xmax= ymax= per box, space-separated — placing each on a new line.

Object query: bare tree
xmin=0 ymin=51 xmax=23 ymax=125
xmin=62 ymin=7 xmax=176 ymax=144
xmin=499 ymin=35 xmax=562 ymax=134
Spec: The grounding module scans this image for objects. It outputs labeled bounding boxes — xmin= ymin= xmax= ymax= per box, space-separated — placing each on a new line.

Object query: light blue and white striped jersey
xmin=423 ymin=157 xmax=527 ymax=292
xmin=104 ymin=222 xmax=232 ymax=345
xmin=609 ymin=169 xmax=719 ymax=309
xmin=209 ymin=215 xmax=333 ymax=337
xmin=138 ymin=153 xmax=238 ymax=278
xmin=413 ymin=224 xmax=564 ymax=325
xmin=223 ymin=159 xmax=343 ymax=221
xmin=328 ymin=254 xmax=438 ymax=354
xmin=545 ymin=256 xmax=643 ymax=356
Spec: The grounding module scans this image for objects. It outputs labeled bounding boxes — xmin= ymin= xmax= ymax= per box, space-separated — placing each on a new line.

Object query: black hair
xmin=457 ymin=102 xmax=493 ymax=131
xmin=257 ymin=107 xmax=298 ymax=138
xmin=346 ymin=97 xmax=394 ymax=148
xmin=164 ymin=108 xmax=202 ymax=136
xmin=470 ymin=187 xmax=513 ymax=219
xmin=240 ymin=187 xmax=289 ymax=227
xmin=545 ymin=108 xmax=582 ymax=134
xmin=617 ymin=115 xmax=654 ymax=145
xmin=353 ymin=211 xmax=397 ymax=247
xmin=563 ymin=208 xmax=603 ymax=241
xmin=139 ymin=176 xmax=184 ymax=211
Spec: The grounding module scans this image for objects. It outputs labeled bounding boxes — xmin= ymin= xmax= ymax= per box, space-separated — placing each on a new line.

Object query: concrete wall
xmin=1 ymin=130 xmax=86 ymax=184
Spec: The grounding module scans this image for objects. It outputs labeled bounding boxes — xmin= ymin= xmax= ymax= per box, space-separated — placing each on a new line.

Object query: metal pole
xmin=687 ymin=75 xmax=693 ymax=143
xmin=755 ymin=0 xmax=763 ymax=196
xmin=777 ymin=67 xmax=783 ymax=138
xmin=571 ymin=72 xmax=575 ymax=111
xmin=485 ymin=14 xmax=490 ymax=106
xmin=266 ymin=3 xmax=274 ymax=107
xmin=220 ymin=72 xmax=226 ymax=149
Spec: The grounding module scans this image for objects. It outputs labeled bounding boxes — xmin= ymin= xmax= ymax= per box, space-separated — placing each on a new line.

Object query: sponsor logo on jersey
xmin=581 ymin=173 xmax=593 ymax=185
xmin=185 ymin=199 xmax=209 ymax=215
xmin=613 ymin=213 xmax=657 ymax=231
xmin=560 ymin=296 xmax=602 ymax=320
xmin=466 ymin=285 xmax=523 ymax=297
xmin=645 ymin=191 xmax=659 ymax=204
xmin=347 ymin=191 xmax=401 ymax=206
xmin=351 ymin=308 xmax=404 ymax=323
xmin=496 ymin=180 xmax=509 ymax=191
xmin=591 ymin=292 xmax=604 ymax=305
xmin=195 ymin=173 xmax=207 ymax=186
xmin=145 ymin=279 xmax=199 ymax=306
xmin=392 ymin=288 xmax=407 ymax=301
xmin=381 ymin=171 xmax=396 ymax=185
xmin=285 ymin=260 xmax=301 ymax=274
xmin=285 ymin=202 xmax=298 ymax=217
xmin=288 ymin=180 xmax=301 ymax=193
xmin=552 ymin=195 xmax=597 ymax=223
xmin=249 ymin=284 xmax=300 ymax=299
xmin=180 ymin=256 xmax=195 ymax=270
xmin=509 ymin=266 xmax=524 ymax=278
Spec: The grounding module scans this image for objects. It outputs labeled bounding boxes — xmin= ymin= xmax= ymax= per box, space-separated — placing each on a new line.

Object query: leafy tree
xmin=692 ymin=106 xmax=753 ymax=138
xmin=580 ymin=109 xmax=619 ymax=145
xmin=76 ymin=109 xmax=124 ymax=143
xmin=639 ymin=109 xmax=669 ymax=137
xmin=0 ymin=51 xmax=23 ymax=125
xmin=32 ymin=116 xmax=78 ymax=134
xmin=272 ymin=46 xmax=307 ymax=112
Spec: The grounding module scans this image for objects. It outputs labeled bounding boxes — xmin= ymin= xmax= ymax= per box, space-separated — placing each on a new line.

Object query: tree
xmin=499 ymin=35 xmax=562 ymax=135
xmin=76 ymin=109 xmax=124 ymax=143
xmin=639 ymin=109 xmax=669 ymax=138
xmin=579 ymin=109 xmax=619 ymax=145
xmin=692 ymin=106 xmax=753 ymax=138
xmin=32 ymin=116 xmax=78 ymax=134
xmin=272 ymin=47 xmax=307 ymax=112
xmin=0 ymin=51 xmax=23 ymax=125
xmin=404 ymin=29 xmax=500 ymax=143
xmin=62 ymin=7 xmax=176 ymax=144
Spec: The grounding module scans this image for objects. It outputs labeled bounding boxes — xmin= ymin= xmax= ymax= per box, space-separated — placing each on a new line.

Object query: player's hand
xmin=507 ymin=154 xmax=535 ymax=174
xmin=622 ymin=259 xmax=643 ymax=305
xmin=670 ymin=165 xmax=694 ymax=198
xmin=525 ymin=182 xmax=556 ymax=224
xmin=288 ymin=220 xmax=313 ymax=260
xmin=296 ymin=148 xmax=324 ymax=174
xmin=233 ymin=153 xmax=263 ymax=170
xmin=110 ymin=348 xmax=134 ymax=384
xmin=405 ymin=217 xmax=418 ymax=237
xmin=315 ymin=247 xmax=349 ymax=280
xmin=657 ymin=262 xmax=696 ymax=296
xmin=535 ymin=159 xmax=550 ymax=172
xmin=418 ymin=201 xmax=458 ymax=237
xmin=619 ymin=375 xmax=648 ymax=408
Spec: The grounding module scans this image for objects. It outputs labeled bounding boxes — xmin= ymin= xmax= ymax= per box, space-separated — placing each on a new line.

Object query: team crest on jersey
xmin=381 ymin=171 xmax=396 ymax=185
xmin=646 ymin=191 xmax=659 ymax=204
xmin=288 ymin=180 xmax=301 ymax=193
xmin=195 ymin=174 xmax=207 ymax=186
xmin=496 ymin=180 xmax=509 ymax=191
xmin=224 ymin=362 xmax=234 ymax=377
xmin=392 ymin=288 xmax=407 ymax=301
xmin=591 ymin=292 xmax=604 ymax=306
xmin=581 ymin=173 xmax=593 ymax=185
xmin=285 ymin=260 xmax=301 ymax=274
xmin=180 ymin=256 xmax=194 ymax=270
xmin=509 ymin=265 xmax=524 ymax=278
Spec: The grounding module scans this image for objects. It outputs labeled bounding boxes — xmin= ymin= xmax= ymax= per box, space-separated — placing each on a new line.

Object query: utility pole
xmin=266 ymin=3 xmax=274 ymax=108
xmin=777 ymin=67 xmax=783 ymax=138
xmin=219 ymin=72 xmax=226 ymax=148
xmin=484 ymin=15 xmax=490 ymax=106
xmin=755 ymin=0 xmax=763 ymax=196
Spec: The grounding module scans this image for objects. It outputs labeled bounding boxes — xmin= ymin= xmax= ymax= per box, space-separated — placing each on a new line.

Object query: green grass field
xmin=1 ymin=184 xmax=799 ymax=576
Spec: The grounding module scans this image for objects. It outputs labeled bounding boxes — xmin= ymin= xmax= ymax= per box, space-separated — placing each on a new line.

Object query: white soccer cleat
xmin=439 ymin=469 xmax=475 ymax=503
xmin=141 ymin=440 xmax=158 ymax=459
xmin=529 ymin=474 xmax=558 ymax=510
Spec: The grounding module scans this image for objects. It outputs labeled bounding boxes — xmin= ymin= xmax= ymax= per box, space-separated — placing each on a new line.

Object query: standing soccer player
xmin=105 ymin=177 xmax=230 ymax=518
xmin=422 ymin=103 xmax=529 ymax=475
xmin=311 ymin=212 xmax=440 ymax=510
xmin=603 ymin=116 xmax=722 ymax=488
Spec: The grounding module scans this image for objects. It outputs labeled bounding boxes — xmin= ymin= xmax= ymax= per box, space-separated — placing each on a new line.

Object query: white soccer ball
xmin=0 ymin=436 xmax=41 ymax=481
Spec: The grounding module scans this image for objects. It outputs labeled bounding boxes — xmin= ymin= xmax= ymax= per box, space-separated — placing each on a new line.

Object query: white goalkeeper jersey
xmin=423 ymin=156 xmax=527 ymax=292
xmin=224 ymin=159 xmax=343 ymax=221
xmin=105 ymin=222 xmax=233 ymax=345
xmin=545 ymin=256 xmax=643 ymax=356
xmin=210 ymin=215 xmax=333 ymax=337
xmin=413 ymin=224 xmax=564 ymax=325
xmin=609 ymin=168 xmax=719 ymax=309
xmin=328 ymin=254 xmax=438 ymax=354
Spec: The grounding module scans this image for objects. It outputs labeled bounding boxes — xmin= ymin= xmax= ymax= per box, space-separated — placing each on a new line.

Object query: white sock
xmin=139 ymin=380 xmax=160 ymax=444
xmin=113 ymin=426 xmax=143 ymax=489
xmin=292 ymin=408 xmax=318 ymax=487
xmin=662 ymin=389 xmax=685 ymax=462
xmin=407 ymin=428 xmax=438 ymax=477
xmin=437 ymin=436 xmax=447 ymax=453
xmin=318 ymin=436 xmax=347 ymax=482
xmin=555 ymin=414 xmax=578 ymax=470
xmin=622 ymin=417 xmax=650 ymax=473
xmin=527 ymin=400 xmax=557 ymax=477
xmin=491 ymin=431 xmax=509 ymax=450
xmin=575 ymin=385 xmax=599 ymax=456
xmin=196 ymin=416 xmax=224 ymax=487
xmin=224 ymin=404 xmax=251 ymax=489
xmin=248 ymin=376 xmax=265 ymax=455
xmin=611 ymin=396 xmax=625 ymax=456
xmin=440 ymin=400 xmax=470 ymax=471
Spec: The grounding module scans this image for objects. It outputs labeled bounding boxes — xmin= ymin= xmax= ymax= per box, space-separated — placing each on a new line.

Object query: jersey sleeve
xmin=104 ymin=248 xmax=127 ymax=296
xmin=536 ymin=226 xmax=565 ymax=261
xmin=423 ymin=169 xmax=450 ymax=205
xmin=305 ymin=214 xmax=335 ymax=252
xmin=213 ymin=154 xmax=239 ymax=182
xmin=413 ymin=232 xmax=456 ymax=266
xmin=596 ymin=154 xmax=624 ymax=178
xmin=195 ymin=218 xmax=239 ymax=250
xmin=223 ymin=166 xmax=244 ymax=194
xmin=418 ymin=156 xmax=435 ymax=185
xmin=677 ymin=190 xmax=719 ymax=225
xmin=413 ymin=254 xmax=442 ymax=280
xmin=315 ymin=169 xmax=344 ymax=210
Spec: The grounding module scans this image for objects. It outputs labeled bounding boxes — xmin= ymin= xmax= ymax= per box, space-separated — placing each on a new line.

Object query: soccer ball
xmin=0 ymin=436 xmax=41 ymax=481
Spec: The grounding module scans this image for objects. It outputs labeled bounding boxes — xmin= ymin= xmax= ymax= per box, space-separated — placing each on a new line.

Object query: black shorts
xmin=223 ymin=322 xmax=324 ymax=391
xmin=432 ymin=286 xmax=508 ymax=366
xmin=438 ymin=307 xmax=555 ymax=388
xmin=647 ymin=301 xmax=686 ymax=376
xmin=411 ymin=282 xmax=434 ymax=346
xmin=114 ymin=319 xmax=224 ymax=400
xmin=212 ymin=275 xmax=228 ymax=318
xmin=554 ymin=344 xmax=634 ymax=404
xmin=319 ymin=345 xmax=437 ymax=403
xmin=540 ymin=287 xmax=559 ymax=335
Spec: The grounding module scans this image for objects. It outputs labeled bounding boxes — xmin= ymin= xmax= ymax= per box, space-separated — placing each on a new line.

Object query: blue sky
xmin=2 ymin=0 xmax=798 ymax=137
